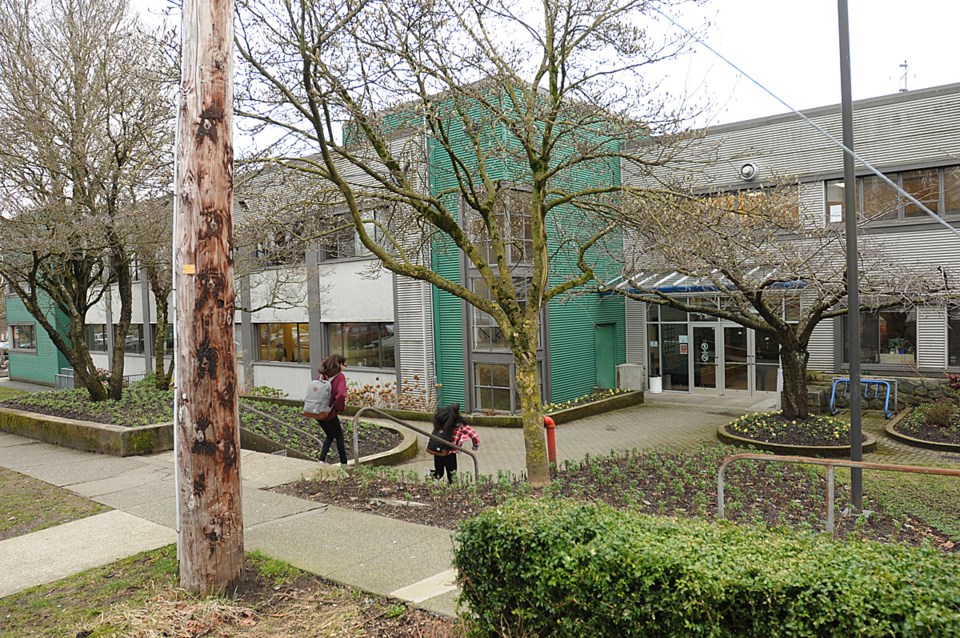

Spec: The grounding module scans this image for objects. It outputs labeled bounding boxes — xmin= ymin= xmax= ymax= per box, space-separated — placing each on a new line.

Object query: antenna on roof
xmin=899 ymin=60 xmax=908 ymax=92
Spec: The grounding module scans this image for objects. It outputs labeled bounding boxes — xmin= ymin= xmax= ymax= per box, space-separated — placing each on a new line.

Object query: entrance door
xmin=594 ymin=323 xmax=616 ymax=389
xmin=692 ymin=325 xmax=718 ymax=391
xmin=753 ymin=331 xmax=780 ymax=394
xmin=723 ymin=325 xmax=750 ymax=392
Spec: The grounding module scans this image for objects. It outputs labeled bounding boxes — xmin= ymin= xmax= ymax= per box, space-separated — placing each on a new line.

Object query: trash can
xmin=648 ymin=376 xmax=662 ymax=393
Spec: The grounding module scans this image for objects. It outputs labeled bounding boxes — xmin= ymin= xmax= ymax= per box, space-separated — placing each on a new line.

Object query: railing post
xmin=826 ymin=463 xmax=835 ymax=535
xmin=717 ymin=461 xmax=726 ymax=520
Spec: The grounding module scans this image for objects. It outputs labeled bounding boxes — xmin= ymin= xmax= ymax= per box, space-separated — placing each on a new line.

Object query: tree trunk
xmin=66 ymin=319 xmax=108 ymax=402
xmin=154 ymin=293 xmax=172 ymax=390
xmin=175 ymin=0 xmax=243 ymax=596
xmin=780 ymin=347 xmax=810 ymax=420
xmin=513 ymin=331 xmax=550 ymax=487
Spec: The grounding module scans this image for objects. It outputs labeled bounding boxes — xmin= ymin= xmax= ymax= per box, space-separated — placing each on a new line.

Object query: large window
xmin=86 ymin=324 xmax=108 ymax=352
xmin=827 ymin=165 xmax=960 ymax=224
xmin=471 ymin=278 xmax=534 ymax=351
xmin=949 ymin=308 xmax=960 ymax=368
xmin=842 ymin=308 xmax=916 ymax=366
xmin=113 ymin=325 xmax=144 ymax=354
xmin=473 ymin=361 xmax=544 ymax=413
xmin=464 ymin=189 xmax=533 ymax=267
xmin=257 ymin=323 xmax=310 ymax=363
xmin=322 ymin=210 xmax=384 ymax=261
xmin=10 ymin=323 xmax=36 ymax=352
xmin=150 ymin=324 xmax=174 ymax=352
xmin=327 ymin=322 xmax=395 ymax=369
xmin=256 ymin=223 xmax=306 ymax=266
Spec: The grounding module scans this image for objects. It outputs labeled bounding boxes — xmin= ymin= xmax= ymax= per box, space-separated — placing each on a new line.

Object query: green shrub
xmin=453 ymin=499 xmax=960 ymax=637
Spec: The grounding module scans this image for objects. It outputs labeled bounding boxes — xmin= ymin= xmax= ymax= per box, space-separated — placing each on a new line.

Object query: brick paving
xmin=395 ymin=393 xmax=960 ymax=480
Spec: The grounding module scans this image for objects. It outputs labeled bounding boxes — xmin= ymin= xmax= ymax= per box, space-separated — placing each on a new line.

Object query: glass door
xmin=692 ymin=325 xmax=718 ymax=391
xmin=723 ymin=326 xmax=749 ymax=392
xmin=753 ymin=331 xmax=780 ymax=394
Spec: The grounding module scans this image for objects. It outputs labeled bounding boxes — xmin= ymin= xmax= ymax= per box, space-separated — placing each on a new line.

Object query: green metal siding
xmin=428 ymin=95 xmax=628 ymax=407
xmin=5 ymin=296 xmax=70 ymax=386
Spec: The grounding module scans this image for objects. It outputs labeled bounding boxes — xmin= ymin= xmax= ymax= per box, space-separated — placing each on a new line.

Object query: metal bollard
xmin=543 ymin=415 xmax=557 ymax=464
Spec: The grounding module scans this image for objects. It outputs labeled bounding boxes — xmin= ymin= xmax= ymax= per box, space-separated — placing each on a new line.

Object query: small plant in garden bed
xmin=0 ymin=384 xmax=402 ymax=459
xmin=275 ymin=446 xmax=955 ymax=549
xmin=894 ymin=399 xmax=960 ymax=444
xmin=725 ymin=410 xmax=856 ymax=446
xmin=543 ymin=388 xmax=626 ymax=414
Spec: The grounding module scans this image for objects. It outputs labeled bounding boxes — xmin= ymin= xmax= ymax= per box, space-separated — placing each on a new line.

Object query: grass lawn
xmin=0 ymin=545 xmax=462 ymax=637
xmin=0 ymin=467 xmax=109 ymax=541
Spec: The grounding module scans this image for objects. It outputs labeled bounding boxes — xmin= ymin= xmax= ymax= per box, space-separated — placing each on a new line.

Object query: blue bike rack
xmin=829 ymin=378 xmax=896 ymax=419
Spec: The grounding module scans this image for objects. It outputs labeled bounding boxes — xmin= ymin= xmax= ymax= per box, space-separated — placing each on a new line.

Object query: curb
xmin=884 ymin=419 xmax=960 ymax=454
xmin=0 ymin=407 xmax=418 ymax=466
xmin=717 ymin=424 xmax=878 ymax=458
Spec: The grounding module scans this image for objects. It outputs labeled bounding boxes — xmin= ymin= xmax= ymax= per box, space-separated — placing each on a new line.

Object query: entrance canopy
xmin=612 ymin=269 xmax=807 ymax=295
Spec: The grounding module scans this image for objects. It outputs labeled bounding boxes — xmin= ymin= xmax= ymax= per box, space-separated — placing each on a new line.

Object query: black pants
xmin=318 ymin=416 xmax=347 ymax=464
xmin=433 ymin=453 xmax=458 ymax=483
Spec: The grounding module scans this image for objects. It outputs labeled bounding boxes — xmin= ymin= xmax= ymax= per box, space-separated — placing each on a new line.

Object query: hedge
xmin=453 ymin=499 xmax=960 ymax=637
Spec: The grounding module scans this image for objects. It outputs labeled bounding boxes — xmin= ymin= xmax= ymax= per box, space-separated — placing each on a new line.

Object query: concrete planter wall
xmin=0 ymin=407 xmax=172 ymax=456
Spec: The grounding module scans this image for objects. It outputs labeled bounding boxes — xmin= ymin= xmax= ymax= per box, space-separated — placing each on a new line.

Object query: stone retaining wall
xmin=810 ymin=376 xmax=959 ymax=413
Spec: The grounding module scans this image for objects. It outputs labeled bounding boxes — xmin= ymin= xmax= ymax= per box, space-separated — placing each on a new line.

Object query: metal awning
xmin=613 ymin=267 xmax=806 ymax=295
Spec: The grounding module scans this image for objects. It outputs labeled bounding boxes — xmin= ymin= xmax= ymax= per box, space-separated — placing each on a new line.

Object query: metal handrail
xmin=352 ymin=406 xmax=480 ymax=481
xmin=718 ymin=453 xmax=960 ymax=534
xmin=239 ymin=402 xmax=325 ymax=450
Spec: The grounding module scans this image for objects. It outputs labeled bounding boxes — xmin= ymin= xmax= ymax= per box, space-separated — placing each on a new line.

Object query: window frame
xmin=325 ymin=321 xmax=395 ymax=369
xmin=840 ymin=308 xmax=917 ymax=367
xmin=826 ymin=165 xmax=960 ymax=225
xmin=86 ymin=324 xmax=109 ymax=352
xmin=10 ymin=323 xmax=37 ymax=353
xmin=321 ymin=209 xmax=385 ymax=262
xmin=113 ymin=324 xmax=145 ymax=355
xmin=256 ymin=322 xmax=311 ymax=364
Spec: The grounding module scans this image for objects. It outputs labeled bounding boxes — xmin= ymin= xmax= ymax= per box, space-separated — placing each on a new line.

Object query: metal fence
xmin=53 ymin=368 xmax=147 ymax=390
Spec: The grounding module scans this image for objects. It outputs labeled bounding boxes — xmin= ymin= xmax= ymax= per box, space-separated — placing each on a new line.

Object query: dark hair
xmin=433 ymin=403 xmax=461 ymax=439
xmin=320 ymin=353 xmax=345 ymax=377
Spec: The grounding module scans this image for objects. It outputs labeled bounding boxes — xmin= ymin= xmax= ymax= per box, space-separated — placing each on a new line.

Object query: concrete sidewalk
xmin=1 ymin=391 xmax=954 ymax=618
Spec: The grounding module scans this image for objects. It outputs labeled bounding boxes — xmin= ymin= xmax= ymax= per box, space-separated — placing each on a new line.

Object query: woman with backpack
xmin=315 ymin=353 xmax=348 ymax=465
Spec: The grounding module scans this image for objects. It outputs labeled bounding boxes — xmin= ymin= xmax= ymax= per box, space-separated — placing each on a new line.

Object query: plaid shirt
xmin=450 ymin=422 xmax=480 ymax=454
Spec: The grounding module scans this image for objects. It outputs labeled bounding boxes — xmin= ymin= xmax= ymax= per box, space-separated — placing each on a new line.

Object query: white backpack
xmin=303 ymin=374 xmax=338 ymax=419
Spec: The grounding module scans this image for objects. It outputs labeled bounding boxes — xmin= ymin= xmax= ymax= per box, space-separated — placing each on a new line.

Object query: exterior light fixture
xmin=739 ymin=162 xmax=759 ymax=181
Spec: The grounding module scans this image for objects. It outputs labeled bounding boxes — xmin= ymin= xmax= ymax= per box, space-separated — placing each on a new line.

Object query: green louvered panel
xmin=430 ymin=135 xmax=467 ymax=407
xmin=5 ymin=295 xmax=70 ymax=386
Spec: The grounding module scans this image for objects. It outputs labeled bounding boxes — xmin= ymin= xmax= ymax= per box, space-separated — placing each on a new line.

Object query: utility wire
xmin=654 ymin=6 xmax=960 ymax=241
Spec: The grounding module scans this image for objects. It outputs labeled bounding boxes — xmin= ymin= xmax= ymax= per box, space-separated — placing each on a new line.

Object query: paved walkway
xmin=0 ymin=388 xmax=956 ymax=619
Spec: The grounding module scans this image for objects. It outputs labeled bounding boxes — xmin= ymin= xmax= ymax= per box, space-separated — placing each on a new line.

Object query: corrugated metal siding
xmin=396 ymin=275 xmax=437 ymax=405
xmin=807 ymin=317 xmax=836 ymax=372
xmin=625 ymin=298 xmax=646 ymax=364
xmin=798 ymin=183 xmax=823 ymax=229
xmin=6 ymin=296 xmax=70 ymax=385
xmin=626 ymin=84 xmax=960 ymax=188
xmin=917 ymin=305 xmax=947 ymax=369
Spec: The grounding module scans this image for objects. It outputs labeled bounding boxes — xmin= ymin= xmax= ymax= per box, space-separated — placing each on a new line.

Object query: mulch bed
xmin=894 ymin=414 xmax=960 ymax=445
xmin=274 ymin=447 xmax=958 ymax=551
xmin=725 ymin=411 xmax=859 ymax=447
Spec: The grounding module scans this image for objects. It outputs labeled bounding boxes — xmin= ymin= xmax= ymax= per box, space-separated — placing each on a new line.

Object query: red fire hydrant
xmin=543 ymin=415 xmax=557 ymax=464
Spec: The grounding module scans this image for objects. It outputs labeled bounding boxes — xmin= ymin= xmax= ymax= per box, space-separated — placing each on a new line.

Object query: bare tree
xmin=234 ymin=0 xmax=703 ymax=485
xmin=0 ymin=0 xmax=174 ymax=400
xmin=612 ymin=183 xmax=957 ymax=418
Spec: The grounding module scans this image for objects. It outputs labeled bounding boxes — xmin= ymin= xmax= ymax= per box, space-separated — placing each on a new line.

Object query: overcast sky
xmin=138 ymin=0 xmax=958 ymax=129
xmin=656 ymin=0 xmax=960 ymax=126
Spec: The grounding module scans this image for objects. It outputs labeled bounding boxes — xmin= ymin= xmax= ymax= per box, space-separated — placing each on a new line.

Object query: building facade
xmin=622 ymin=83 xmax=960 ymax=396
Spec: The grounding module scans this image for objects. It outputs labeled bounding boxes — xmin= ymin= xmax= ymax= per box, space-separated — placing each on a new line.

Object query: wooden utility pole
xmin=174 ymin=0 xmax=243 ymax=594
